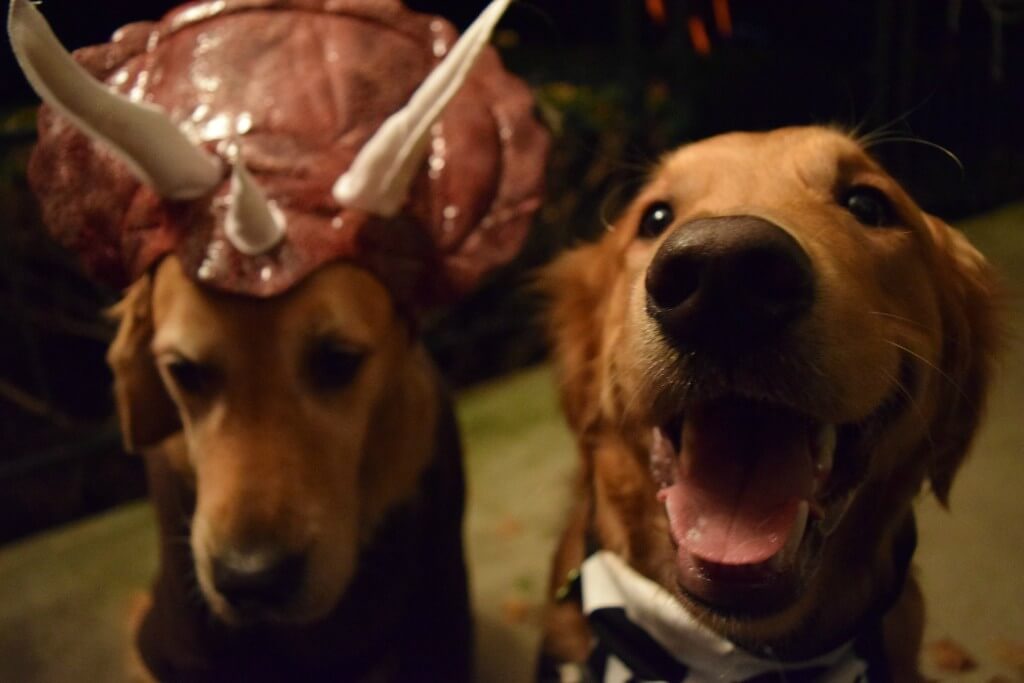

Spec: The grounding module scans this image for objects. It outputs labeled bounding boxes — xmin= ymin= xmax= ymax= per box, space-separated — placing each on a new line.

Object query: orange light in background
xmin=688 ymin=16 xmax=712 ymax=56
xmin=713 ymin=0 xmax=733 ymax=37
xmin=646 ymin=0 xmax=668 ymax=26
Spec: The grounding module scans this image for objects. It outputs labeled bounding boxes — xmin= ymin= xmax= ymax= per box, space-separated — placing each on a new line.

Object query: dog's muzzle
xmin=211 ymin=548 xmax=307 ymax=616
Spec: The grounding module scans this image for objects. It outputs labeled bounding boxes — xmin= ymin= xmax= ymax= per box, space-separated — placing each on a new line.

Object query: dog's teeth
xmin=772 ymin=501 xmax=809 ymax=570
xmin=814 ymin=424 xmax=836 ymax=480
xmin=777 ymin=502 xmax=810 ymax=568
xmin=819 ymin=492 xmax=855 ymax=536
xmin=650 ymin=428 xmax=677 ymax=488
xmin=675 ymin=421 xmax=699 ymax=477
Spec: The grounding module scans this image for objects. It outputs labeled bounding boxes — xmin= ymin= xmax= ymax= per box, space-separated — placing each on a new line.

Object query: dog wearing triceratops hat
xmin=8 ymin=0 xmax=548 ymax=679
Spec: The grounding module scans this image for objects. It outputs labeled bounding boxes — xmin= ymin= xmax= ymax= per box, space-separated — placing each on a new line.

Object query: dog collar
xmin=547 ymin=549 xmax=897 ymax=683
xmin=577 ymin=551 xmax=874 ymax=682
xmin=542 ymin=481 xmax=918 ymax=683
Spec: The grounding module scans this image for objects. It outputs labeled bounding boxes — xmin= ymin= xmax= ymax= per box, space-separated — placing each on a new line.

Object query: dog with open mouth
xmin=537 ymin=126 xmax=999 ymax=682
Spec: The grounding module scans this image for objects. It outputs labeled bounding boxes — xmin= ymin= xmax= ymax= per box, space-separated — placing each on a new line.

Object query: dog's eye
xmin=307 ymin=340 xmax=365 ymax=391
xmin=165 ymin=358 xmax=217 ymax=396
xmin=842 ymin=186 xmax=894 ymax=227
xmin=639 ymin=201 xmax=675 ymax=238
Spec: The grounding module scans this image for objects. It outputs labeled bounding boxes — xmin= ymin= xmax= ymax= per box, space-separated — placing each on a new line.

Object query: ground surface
xmin=1 ymin=203 xmax=1022 ymax=681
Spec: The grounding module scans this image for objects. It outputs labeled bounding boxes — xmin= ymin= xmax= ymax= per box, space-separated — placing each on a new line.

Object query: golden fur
xmin=540 ymin=126 xmax=999 ymax=677
xmin=109 ymin=256 xmax=438 ymax=625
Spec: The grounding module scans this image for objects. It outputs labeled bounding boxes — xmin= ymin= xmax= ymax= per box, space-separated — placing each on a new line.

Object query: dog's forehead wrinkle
xmin=283 ymin=271 xmax=394 ymax=342
xmin=790 ymin=155 xmax=837 ymax=197
xmin=786 ymin=132 xmax=880 ymax=199
xmin=151 ymin=315 xmax=222 ymax=363
xmin=301 ymin=316 xmax=376 ymax=352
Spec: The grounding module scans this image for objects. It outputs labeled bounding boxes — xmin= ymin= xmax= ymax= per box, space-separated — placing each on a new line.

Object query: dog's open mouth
xmin=651 ymin=396 xmax=855 ymax=614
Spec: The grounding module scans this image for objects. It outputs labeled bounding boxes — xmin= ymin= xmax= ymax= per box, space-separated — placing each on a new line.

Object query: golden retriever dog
xmin=538 ymin=126 xmax=999 ymax=682
xmin=111 ymin=256 xmax=470 ymax=681
xmin=9 ymin=0 xmax=550 ymax=677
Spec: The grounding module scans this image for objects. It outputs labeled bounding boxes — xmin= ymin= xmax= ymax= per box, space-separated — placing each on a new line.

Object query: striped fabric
xmin=576 ymin=551 xmax=879 ymax=683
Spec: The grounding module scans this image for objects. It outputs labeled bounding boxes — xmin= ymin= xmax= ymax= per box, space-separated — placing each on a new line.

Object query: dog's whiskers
xmin=850 ymin=119 xmax=906 ymax=148
xmin=851 ymin=95 xmax=936 ymax=146
xmin=878 ymin=365 xmax=937 ymax=457
xmin=599 ymin=177 xmax=647 ymax=232
xmin=883 ymin=338 xmax=968 ymax=401
xmin=861 ymin=135 xmax=965 ymax=176
xmin=868 ymin=310 xmax=938 ymax=334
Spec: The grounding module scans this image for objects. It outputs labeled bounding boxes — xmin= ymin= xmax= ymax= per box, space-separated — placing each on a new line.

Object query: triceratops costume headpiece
xmin=9 ymin=0 xmax=548 ymax=309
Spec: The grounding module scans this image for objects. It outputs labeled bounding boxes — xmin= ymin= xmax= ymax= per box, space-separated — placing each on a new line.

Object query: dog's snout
xmin=645 ymin=216 xmax=814 ymax=347
xmin=212 ymin=549 xmax=307 ymax=611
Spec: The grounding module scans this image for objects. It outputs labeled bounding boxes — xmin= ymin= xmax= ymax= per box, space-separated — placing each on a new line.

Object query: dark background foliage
xmin=1 ymin=0 xmax=1021 ymax=542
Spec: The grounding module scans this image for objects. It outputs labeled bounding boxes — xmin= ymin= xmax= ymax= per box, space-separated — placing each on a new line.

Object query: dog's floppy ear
xmin=541 ymin=241 xmax=621 ymax=436
xmin=924 ymin=215 xmax=1001 ymax=505
xmin=106 ymin=274 xmax=180 ymax=452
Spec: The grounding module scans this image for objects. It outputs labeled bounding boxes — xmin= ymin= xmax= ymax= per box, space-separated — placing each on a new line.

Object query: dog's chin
xmin=201 ymin=587 xmax=344 ymax=628
xmin=669 ymin=526 xmax=818 ymax=619
xmin=647 ymin=393 xmax=877 ymax=623
xmin=197 ymin=567 xmax=352 ymax=628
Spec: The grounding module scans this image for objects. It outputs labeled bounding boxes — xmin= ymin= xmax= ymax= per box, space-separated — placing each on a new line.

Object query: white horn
xmin=225 ymin=162 xmax=286 ymax=256
xmin=8 ymin=0 xmax=223 ymax=200
xmin=333 ymin=0 xmax=512 ymax=216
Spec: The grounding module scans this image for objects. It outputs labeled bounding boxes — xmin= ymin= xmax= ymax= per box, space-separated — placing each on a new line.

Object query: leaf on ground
xmin=927 ymin=638 xmax=977 ymax=673
xmin=514 ymin=575 xmax=535 ymax=593
xmin=496 ymin=516 xmax=524 ymax=539
xmin=500 ymin=596 xmax=533 ymax=625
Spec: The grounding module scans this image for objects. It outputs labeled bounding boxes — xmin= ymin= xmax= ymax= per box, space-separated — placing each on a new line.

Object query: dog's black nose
xmin=645 ymin=216 xmax=814 ymax=348
xmin=212 ymin=550 xmax=306 ymax=611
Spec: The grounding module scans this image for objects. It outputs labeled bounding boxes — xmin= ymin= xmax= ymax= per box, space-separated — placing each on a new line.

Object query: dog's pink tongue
xmin=659 ymin=400 xmax=814 ymax=566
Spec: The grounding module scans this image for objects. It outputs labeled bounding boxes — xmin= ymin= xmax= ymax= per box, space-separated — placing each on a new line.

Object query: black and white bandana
xmin=562 ymin=551 xmax=884 ymax=683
